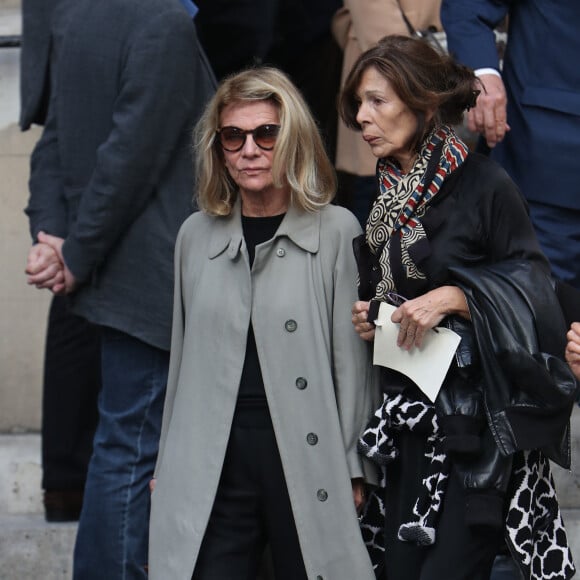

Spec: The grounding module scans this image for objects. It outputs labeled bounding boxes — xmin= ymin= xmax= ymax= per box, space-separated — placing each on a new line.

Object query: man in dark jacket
xmin=21 ymin=0 xmax=101 ymax=524
xmin=24 ymin=0 xmax=215 ymax=577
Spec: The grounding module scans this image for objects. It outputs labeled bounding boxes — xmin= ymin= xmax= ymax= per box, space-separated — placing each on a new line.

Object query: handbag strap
xmin=394 ymin=0 xmax=445 ymax=54
xmin=395 ymin=0 xmax=418 ymax=36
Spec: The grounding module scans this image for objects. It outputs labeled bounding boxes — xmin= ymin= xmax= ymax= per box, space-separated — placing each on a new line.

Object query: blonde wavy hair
xmin=194 ymin=67 xmax=336 ymax=216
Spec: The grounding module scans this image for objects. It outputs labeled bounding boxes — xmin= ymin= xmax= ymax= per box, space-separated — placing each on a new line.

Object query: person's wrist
xmin=441 ymin=286 xmax=465 ymax=316
xmin=474 ymin=67 xmax=501 ymax=79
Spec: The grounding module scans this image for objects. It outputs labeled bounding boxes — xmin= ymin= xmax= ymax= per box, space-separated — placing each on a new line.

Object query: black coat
xmin=356 ymin=152 xmax=575 ymax=504
xmin=25 ymin=0 xmax=216 ymax=350
xmin=19 ymin=0 xmax=63 ymax=130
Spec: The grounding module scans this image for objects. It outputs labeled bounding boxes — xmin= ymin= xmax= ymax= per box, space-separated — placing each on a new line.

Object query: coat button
xmin=276 ymin=247 xmax=286 ymax=257
xmin=295 ymin=377 xmax=307 ymax=390
xmin=317 ymin=489 xmax=328 ymax=502
xmin=306 ymin=432 xmax=318 ymax=445
xmin=284 ymin=319 xmax=297 ymax=332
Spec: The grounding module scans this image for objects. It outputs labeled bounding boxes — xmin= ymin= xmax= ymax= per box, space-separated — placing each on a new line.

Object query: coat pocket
xmin=521 ymin=86 xmax=580 ymax=116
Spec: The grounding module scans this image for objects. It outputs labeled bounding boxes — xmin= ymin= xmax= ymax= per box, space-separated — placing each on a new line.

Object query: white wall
xmin=0 ymin=0 xmax=47 ymax=431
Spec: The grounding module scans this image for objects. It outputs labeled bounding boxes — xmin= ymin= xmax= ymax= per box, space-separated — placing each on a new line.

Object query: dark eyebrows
xmin=357 ymin=89 xmax=386 ymax=101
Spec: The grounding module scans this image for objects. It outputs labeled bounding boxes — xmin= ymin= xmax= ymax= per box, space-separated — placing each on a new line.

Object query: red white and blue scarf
xmin=365 ymin=125 xmax=469 ymax=301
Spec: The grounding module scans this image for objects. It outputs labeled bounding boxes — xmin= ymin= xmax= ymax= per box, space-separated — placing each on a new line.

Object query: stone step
xmin=0 ymin=434 xmax=42 ymax=515
xmin=0 ymin=408 xmax=579 ymax=580
xmin=0 ymin=510 xmax=578 ymax=580
xmin=565 ymin=509 xmax=580 ymax=571
xmin=0 ymin=515 xmax=76 ymax=580
xmin=550 ymin=404 xmax=580 ymax=508
xmin=0 ymin=434 xmax=76 ymax=579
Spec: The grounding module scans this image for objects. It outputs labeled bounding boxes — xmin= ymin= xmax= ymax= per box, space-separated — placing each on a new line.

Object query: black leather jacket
xmin=451 ymin=260 xmax=576 ymax=468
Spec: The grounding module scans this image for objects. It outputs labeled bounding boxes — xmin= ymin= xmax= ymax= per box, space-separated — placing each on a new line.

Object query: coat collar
xmin=208 ymin=197 xmax=321 ymax=260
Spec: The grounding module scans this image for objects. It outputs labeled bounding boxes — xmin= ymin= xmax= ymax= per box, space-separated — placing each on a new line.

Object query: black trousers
xmin=192 ymin=406 xmax=307 ymax=580
xmin=383 ymin=431 xmax=501 ymax=580
xmin=41 ymin=295 xmax=100 ymax=490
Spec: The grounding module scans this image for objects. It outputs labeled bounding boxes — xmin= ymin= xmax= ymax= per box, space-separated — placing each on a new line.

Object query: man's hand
xmin=37 ymin=231 xmax=78 ymax=294
xmin=26 ymin=243 xmax=64 ymax=290
xmin=468 ymin=73 xmax=510 ymax=148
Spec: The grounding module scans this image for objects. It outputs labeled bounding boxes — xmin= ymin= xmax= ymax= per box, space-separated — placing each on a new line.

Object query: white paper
xmin=373 ymin=302 xmax=461 ymax=403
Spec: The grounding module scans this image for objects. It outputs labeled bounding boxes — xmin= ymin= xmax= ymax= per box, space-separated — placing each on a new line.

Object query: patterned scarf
xmin=365 ymin=125 xmax=469 ymax=300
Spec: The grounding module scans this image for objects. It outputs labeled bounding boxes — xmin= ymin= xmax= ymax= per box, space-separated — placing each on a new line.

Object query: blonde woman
xmin=148 ymin=67 xmax=377 ymax=580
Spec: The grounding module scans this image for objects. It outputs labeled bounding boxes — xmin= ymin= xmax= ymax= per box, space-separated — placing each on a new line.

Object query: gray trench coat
xmin=149 ymin=200 xmax=378 ymax=579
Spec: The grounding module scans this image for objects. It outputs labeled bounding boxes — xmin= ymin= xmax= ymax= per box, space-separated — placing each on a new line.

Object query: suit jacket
xmin=25 ymin=0 xmax=216 ymax=350
xmin=19 ymin=0 xmax=67 ymax=129
xmin=442 ymin=0 xmax=580 ymax=210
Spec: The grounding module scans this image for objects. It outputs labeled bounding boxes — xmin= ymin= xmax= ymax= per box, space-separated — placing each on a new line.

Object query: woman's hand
xmin=149 ymin=478 xmax=156 ymax=493
xmin=351 ymin=478 xmax=366 ymax=514
xmin=391 ymin=286 xmax=469 ymax=350
xmin=566 ymin=322 xmax=580 ymax=381
xmin=351 ymin=301 xmax=375 ymax=341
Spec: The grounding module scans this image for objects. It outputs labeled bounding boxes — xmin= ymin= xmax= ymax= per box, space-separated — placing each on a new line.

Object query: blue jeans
xmin=73 ymin=327 xmax=169 ymax=580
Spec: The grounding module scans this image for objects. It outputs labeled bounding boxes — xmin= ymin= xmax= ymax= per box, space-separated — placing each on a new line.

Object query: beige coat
xmin=149 ymin=200 xmax=378 ymax=579
xmin=333 ymin=0 xmax=442 ymax=175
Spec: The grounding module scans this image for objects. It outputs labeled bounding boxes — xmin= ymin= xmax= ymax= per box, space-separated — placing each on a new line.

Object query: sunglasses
xmin=216 ymin=124 xmax=280 ymax=152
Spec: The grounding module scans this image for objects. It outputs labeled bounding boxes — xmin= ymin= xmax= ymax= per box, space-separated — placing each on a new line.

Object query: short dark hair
xmin=339 ymin=35 xmax=479 ymax=151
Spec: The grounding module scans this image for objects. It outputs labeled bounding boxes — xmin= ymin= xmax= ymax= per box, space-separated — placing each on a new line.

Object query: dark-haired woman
xmin=340 ymin=35 xmax=577 ymax=580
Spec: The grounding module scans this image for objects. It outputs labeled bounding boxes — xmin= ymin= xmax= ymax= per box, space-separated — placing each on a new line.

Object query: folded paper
xmin=373 ymin=302 xmax=461 ymax=402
